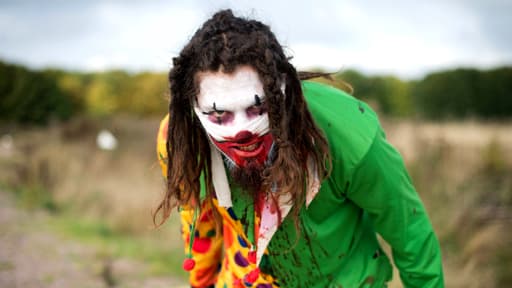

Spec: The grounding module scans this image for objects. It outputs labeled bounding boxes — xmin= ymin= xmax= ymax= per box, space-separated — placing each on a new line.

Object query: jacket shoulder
xmin=302 ymin=81 xmax=381 ymax=179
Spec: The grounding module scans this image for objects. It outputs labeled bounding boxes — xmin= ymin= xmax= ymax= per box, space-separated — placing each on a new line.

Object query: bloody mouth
xmin=238 ymin=142 xmax=259 ymax=152
xmin=210 ymin=130 xmax=273 ymax=166
xmin=232 ymin=140 xmax=264 ymax=158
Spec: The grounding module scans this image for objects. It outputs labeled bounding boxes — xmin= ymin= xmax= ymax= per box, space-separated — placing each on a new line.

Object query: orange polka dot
xmin=223 ymin=224 xmax=234 ymax=248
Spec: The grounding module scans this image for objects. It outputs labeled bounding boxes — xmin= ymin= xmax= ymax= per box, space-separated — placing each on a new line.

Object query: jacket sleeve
xmin=157 ymin=114 xmax=223 ymax=287
xmin=346 ymin=127 xmax=445 ymax=288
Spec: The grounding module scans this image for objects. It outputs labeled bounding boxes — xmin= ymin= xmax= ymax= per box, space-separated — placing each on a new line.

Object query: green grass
xmin=44 ymin=213 xmax=187 ymax=279
xmin=0 ymin=261 xmax=14 ymax=272
xmin=1 ymin=182 xmax=187 ymax=282
xmin=16 ymin=185 xmax=59 ymax=212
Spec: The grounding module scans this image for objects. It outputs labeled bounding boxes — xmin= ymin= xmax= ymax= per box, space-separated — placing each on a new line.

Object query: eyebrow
xmin=201 ymin=102 xmax=225 ymax=115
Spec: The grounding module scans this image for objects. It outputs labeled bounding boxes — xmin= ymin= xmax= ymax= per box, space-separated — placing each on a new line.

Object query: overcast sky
xmin=0 ymin=0 xmax=511 ymax=78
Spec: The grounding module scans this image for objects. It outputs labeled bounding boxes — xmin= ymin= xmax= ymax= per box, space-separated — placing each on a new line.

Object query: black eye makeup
xmin=254 ymin=94 xmax=262 ymax=106
xmin=199 ymin=95 xmax=267 ymax=125
xmin=201 ymin=102 xmax=225 ymax=115
xmin=202 ymin=102 xmax=232 ymax=124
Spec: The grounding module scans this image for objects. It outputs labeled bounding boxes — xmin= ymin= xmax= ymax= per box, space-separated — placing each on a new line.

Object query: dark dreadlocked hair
xmin=153 ymin=9 xmax=331 ymax=229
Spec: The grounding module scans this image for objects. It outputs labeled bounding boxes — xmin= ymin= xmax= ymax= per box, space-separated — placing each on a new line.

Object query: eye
xmin=246 ymin=94 xmax=267 ymax=117
xmin=246 ymin=105 xmax=267 ymax=117
xmin=202 ymin=103 xmax=233 ymax=125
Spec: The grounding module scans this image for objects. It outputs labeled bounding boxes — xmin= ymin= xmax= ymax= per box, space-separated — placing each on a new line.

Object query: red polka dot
xmin=233 ymin=277 xmax=243 ymax=288
xmin=248 ymin=250 xmax=257 ymax=264
xmin=245 ymin=268 xmax=260 ymax=283
xmin=192 ymin=237 xmax=212 ymax=253
xmin=182 ymin=258 xmax=195 ymax=271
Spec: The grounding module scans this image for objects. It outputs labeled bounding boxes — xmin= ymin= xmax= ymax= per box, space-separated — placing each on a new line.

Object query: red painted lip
xmin=223 ymin=130 xmax=256 ymax=143
xmin=210 ymin=131 xmax=271 ymax=163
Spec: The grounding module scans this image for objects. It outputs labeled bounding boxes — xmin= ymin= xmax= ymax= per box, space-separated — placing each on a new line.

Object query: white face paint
xmin=194 ymin=66 xmax=269 ymax=141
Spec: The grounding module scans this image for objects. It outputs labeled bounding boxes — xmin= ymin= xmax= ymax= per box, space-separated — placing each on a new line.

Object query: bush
xmin=0 ymin=61 xmax=77 ymax=125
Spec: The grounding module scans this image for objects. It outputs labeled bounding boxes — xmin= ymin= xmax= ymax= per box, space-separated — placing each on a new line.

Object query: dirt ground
xmin=0 ymin=191 xmax=187 ymax=288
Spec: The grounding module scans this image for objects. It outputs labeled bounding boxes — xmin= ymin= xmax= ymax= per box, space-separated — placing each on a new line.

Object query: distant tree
xmin=373 ymin=76 xmax=412 ymax=117
xmin=413 ymin=67 xmax=512 ymax=120
xmin=2 ymin=59 xmax=510 ymax=123
xmin=129 ymin=72 xmax=168 ymax=115
xmin=413 ymin=68 xmax=478 ymax=119
xmin=82 ymin=71 xmax=130 ymax=116
xmin=475 ymin=67 xmax=512 ymax=118
xmin=0 ymin=61 xmax=75 ymax=124
xmin=77 ymin=70 xmax=167 ymax=116
xmin=334 ymin=70 xmax=414 ymax=117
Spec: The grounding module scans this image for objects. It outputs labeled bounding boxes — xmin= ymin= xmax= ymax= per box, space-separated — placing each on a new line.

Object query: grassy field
xmin=1 ymin=116 xmax=511 ymax=287
xmin=382 ymin=119 xmax=512 ymax=287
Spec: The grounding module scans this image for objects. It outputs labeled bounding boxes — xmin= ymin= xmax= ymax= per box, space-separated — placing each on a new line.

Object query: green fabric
xmin=230 ymin=185 xmax=256 ymax=244
xmin=262 ymin=81 xmax=444 ymax=287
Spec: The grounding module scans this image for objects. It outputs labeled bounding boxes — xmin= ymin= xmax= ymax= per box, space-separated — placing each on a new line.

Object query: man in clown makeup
xmin=155 ymin=9 xmax=444 ymax=288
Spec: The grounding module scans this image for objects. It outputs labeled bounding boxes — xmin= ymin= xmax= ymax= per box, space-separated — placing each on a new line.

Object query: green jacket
xmin=259 ymin=81 xmax=444 ymax=287
xmin=157 ymin=81 xmax=444 ymax=287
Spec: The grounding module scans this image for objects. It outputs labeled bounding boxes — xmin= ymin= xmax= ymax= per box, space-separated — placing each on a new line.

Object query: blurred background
xmin=0 ymin=0 xmax=511 ymax=287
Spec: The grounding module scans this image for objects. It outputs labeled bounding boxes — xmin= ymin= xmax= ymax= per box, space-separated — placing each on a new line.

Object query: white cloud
xmin=0 ymin=0 xmax=510 ymax=77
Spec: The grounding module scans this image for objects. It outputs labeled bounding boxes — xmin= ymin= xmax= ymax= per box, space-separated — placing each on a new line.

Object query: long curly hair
xmin=154 ymin=9 xmax=331 ymax=229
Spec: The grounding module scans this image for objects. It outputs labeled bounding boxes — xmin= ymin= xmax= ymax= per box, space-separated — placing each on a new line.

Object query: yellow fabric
xmin=156 ymin=114 xmax=169 ymax=178
xmin=180 ymin=202 xmax=223 ymax=287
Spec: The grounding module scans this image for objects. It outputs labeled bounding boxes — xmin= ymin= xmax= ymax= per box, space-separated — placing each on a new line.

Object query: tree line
xmin=331 ymin=67 xmax=512 ymax=120
xmin=1 ymin=60 xmax=511 ymax=125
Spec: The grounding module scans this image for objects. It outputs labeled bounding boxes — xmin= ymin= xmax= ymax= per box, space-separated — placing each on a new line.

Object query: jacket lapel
xmin=256 ymin=193 xmax=292 ymax=264
xmin=255 ymin=157 xmax=320 ymax=264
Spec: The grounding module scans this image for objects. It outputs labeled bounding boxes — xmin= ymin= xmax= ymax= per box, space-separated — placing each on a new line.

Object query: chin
xmin=230 ymin=158 xmax=265 ymax=193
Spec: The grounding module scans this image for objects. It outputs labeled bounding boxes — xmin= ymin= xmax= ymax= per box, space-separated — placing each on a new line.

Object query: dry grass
xmin=1 ymin=116 xmax=511 ymax=287
xmin=0 ymin=116 xmax=185 ymax=280
xmin=1 ymin=116 xmax=175 ymax=234
xmin=383 ymin=119 xmax=512 ymax=288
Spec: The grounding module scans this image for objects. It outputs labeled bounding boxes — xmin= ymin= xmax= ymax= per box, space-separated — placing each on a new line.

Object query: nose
xmin=232 ymin=130 xmax=254 ymax=143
